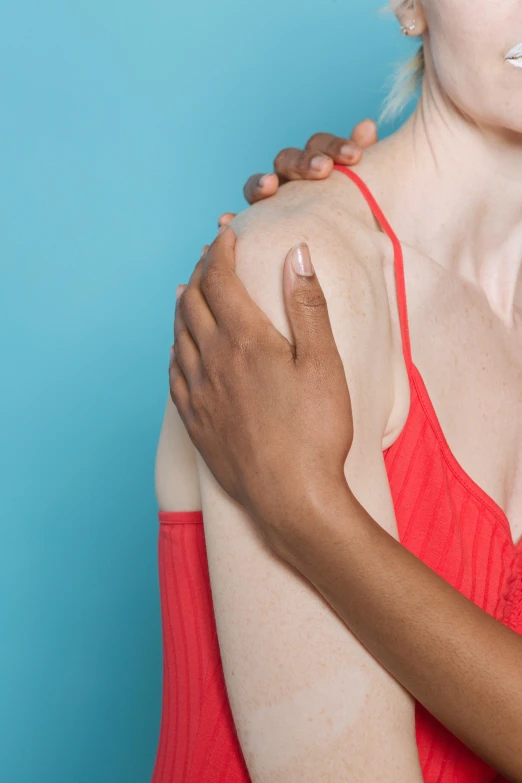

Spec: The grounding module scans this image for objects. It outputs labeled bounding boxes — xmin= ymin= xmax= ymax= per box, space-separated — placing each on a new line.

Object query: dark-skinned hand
xmin=171 ymin=119 xmax=378 ymax=553
xmin=216 ymin=119 xmax=378 ymax=227
xmin=170 ymin=232 xmax=354 ymax=559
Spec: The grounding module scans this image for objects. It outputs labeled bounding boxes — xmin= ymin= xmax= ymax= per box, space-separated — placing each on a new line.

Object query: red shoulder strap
xmin=332 ymin=164 xmax=412 ymax=369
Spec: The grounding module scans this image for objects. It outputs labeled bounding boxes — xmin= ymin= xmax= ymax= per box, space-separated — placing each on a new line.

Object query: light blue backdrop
xmin=1 ymin=1 xmax=416 ymax=780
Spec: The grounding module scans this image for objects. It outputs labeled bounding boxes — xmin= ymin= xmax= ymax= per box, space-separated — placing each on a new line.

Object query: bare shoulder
xmin=229 ymin=172 xmax=400 ymax=450
xmin=155 ymin=170 xmax=407 ymax=514
xmin=231 ymin=170 xmax=386 ymax=271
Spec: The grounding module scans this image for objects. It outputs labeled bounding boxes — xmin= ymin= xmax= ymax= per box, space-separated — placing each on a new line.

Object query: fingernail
xmin=290 ymin=242 xmax=314 ymax=277
xmin=341 ymin=143 xmax=358 ymax=160
xmin=258 ymin=174 xmax=267 ymax=188
xmin=170 ymin=345 xmax=175 ymax=363
xmin=310 ymin=155 xmax=328 ymax=171
xmin=218 ymin=224 xmax=228 ymax=236
xmin=176 ymin=285 xmax=184 ymax=299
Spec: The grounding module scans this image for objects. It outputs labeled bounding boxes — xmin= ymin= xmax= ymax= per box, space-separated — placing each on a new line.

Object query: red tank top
xmin=151 ymin=165 xmax=522 ymax=783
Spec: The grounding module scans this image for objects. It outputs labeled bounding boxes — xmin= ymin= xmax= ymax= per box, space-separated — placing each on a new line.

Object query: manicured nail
xmin=341 ymin=143 xmax=358 ymax=160
xmin=310 ymin=155 xmax=328 ymax=171
xmin=258 ymin=174 xmax=267 ymax=188
xmin=290 ymin=242 xmax=314 ymax=277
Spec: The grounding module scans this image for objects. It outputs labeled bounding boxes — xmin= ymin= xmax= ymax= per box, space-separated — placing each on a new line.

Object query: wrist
xmin=271 ymin=476 xmax=361 ymax=571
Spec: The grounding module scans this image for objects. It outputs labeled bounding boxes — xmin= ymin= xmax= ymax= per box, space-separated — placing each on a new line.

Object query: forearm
xmin=286 ymin=482 xmax=522 ymax=782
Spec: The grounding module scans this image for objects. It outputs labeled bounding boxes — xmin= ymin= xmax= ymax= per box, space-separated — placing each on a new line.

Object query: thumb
xmin=283 ymin=242 xmax=336 ymax=364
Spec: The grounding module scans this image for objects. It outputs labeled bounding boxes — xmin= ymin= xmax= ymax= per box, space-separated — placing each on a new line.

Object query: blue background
xmin=1 ymin=1 xmax=415 ymax=780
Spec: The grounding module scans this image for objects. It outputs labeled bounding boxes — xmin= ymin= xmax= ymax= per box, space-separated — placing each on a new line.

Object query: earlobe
xmin=401 ymin=20 xmax=418 ymax=35
xmin=399 ymin=16 xmax=428 ymax=37
xmin=396 ymin=0 xmax=428 ymax=37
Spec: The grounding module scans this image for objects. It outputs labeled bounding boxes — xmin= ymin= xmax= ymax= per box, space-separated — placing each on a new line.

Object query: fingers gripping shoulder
xmin=228 ymin=196 xmax=396 ymax=453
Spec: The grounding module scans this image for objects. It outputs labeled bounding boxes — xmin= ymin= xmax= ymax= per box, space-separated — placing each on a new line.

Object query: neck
xmin=363 ymin=88 xmax=522 ymax=324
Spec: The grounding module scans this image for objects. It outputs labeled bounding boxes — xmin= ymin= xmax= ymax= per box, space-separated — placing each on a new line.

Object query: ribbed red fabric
xmin=150 ymin=166 xmax=522 ymax=783
xmin=151 ymin=512 xmax=250 ymax=783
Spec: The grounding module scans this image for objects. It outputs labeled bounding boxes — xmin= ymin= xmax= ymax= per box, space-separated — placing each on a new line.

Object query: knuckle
xmin=201 ymin=349 xmax=219 ymax=383
xmin=306 ymin=132 xmax=324 ymax=148
xmin=169 ymin=376 xmax=184 ymax=404
xmin=223 ymin=326 xmax=256 ymax=361
xmin=235 ymin=331 xmax=256 ymax=357
xmin=243 ymin=175 xmax=259 ymax=202
xmin=199 ymin=265 xmax=224 ymax=296
xmin=189 ymin=382 xmax=205 ymax=411
xmin=329 ymin=136 xmax=346 ymax=156
xmin=174 ymin=336 xmax=186 ymax=360
xmin=293 ymin=288 xmax=327 ymax=310
xmin=223 ymin=328 xmax=245 ymax=356
xmin=201 ymin=337 xmax=225 ymax=380
xmin=170 ymin=373 xmax=182 ymax=393
xmin=273 ymin=149 xmax=286 ymax=170
xmin=295 ymin=150 xmax=312 ymax=173
xmin=177 ymin=286 xmax=191 ymax=312
xmin=199 ymin=273 xmax=211 ymax=297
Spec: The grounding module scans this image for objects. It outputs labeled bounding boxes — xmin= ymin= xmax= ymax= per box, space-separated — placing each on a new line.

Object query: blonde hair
xmin=378 ymin=1 xmax=425 ymax=124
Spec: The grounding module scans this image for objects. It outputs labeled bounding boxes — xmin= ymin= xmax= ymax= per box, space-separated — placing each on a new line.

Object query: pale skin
xmin=154 ymin=121 xmax=377 ymax=512
xmin=156 ymin=0 xmax=522 ymax=780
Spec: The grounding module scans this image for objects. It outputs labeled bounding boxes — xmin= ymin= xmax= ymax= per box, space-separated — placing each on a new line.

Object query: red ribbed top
xmin=150 ymin=166 xmax=522 ymax=783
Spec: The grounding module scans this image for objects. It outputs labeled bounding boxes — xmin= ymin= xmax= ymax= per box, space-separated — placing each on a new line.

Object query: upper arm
xmin=195 ymin=191 xmax=423 ymax=781
xmin=155 ymin=395 xmax=202 ymax=511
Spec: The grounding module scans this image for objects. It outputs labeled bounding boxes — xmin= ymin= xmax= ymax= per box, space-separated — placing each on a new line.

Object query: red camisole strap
xmin=332 ymin=164 xmax=413 ymax=370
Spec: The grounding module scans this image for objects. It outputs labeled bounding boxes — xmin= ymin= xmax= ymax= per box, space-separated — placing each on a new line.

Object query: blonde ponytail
xmin=379 ymin=45 xmax=424 ymax=124
xmin=378 ymin=1 xmax=425 ymax=124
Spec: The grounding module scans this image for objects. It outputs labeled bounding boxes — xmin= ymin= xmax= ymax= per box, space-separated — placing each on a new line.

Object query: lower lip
xmin=506 ymin=57 xmax=522 ymax=68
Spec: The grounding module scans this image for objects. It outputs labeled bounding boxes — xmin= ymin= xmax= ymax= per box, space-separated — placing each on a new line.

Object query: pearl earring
xmin=401 ymin=20 xmax=417 ymax=35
